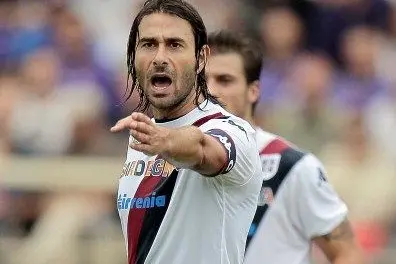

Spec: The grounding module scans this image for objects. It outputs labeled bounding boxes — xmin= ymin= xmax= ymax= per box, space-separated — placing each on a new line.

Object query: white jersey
xmin=117 ymin=100 xmax=263 ymax=264
xmin=244 ymin=128 xmax=348 ymax=264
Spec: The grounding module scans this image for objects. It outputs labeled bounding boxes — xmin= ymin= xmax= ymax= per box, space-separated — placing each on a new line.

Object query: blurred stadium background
xmin=1 ymin=0 xmax=396 ymax=263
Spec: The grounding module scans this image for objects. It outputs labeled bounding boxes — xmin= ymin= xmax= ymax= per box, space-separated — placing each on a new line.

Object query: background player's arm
xmin=289 ymin=155 xmax=364 ymax=264
xmin=111 ymin=112 xmax=231 ymax=176
xmin=313 ymin=219 xmax=365 ymax=264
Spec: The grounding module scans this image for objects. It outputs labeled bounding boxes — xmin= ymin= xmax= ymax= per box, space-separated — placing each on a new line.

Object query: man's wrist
xmin=160 ymin=126 xmax=203 ymax=167
xmin=160 ymin=127 xmax=175 ymax=159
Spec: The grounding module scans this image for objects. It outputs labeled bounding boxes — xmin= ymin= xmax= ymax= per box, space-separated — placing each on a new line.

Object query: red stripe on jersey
xmin=135 ymin=171 xmax=178 ymax=264
xmin=127 ymin=176 xmax=163 ymax=264
xmin=260 ymin=138 xmax=289 ymax=155
xmin=192 ymin=112 xmax=224 ymax=127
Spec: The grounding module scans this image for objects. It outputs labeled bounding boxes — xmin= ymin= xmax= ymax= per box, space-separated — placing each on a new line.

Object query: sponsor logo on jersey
xmin=260 ymin=154 xmax=281 ymax=181
xmin=120 ymin=158 xmax=176 ymax=178
xmin=117 ymin=193 xmax=166 ymax=210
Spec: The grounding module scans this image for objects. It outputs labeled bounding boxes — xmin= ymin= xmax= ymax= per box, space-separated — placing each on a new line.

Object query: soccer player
xmin=110 ymin=1 xmax=263 ymax=264
xmin=206 ymin=30 xmax=364 ymax=264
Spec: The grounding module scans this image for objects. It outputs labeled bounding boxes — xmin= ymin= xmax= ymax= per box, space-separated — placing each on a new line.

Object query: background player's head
xmin=206 ymin=30 xmax=262 ymax=122
xmin=126 ymin=0 xmax=219 ymax=113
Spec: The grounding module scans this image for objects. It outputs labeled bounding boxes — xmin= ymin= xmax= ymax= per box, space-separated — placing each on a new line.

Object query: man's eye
xmin=219 ymin=78 xmax=232 ymax=85
xmin=142 ymin=43 xmax=155 ymax=48
xmin=170 ymin=42 xmax=182 ymax=49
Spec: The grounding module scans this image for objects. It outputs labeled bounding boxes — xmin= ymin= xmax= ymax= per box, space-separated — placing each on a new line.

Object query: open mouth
xmin=150 ymin=74 xmax=172 ymax=90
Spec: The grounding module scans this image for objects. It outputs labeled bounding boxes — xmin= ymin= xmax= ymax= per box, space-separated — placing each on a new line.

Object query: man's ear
xmin=197 ymin=45 xmax=210 ymax=74
xmin=248 ymin=80 xmax=260 ymax=105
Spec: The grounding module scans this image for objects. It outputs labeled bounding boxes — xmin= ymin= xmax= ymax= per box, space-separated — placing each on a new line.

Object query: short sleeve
xmin=289 ymin=154 xmax=348 ymax=239
xmin=201 ymin=117 xmax=262 ymax=186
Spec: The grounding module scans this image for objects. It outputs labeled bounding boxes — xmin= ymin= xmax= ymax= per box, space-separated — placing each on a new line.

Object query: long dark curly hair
xmin=125 ymin=0 xmax=221 ymax=112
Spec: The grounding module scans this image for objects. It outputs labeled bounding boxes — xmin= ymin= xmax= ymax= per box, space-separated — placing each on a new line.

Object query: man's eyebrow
xmin=217 ymin=74 xmax=234 ymax=79
xmin=138 ymin=36 xmax=187 ymax=43
xmin=138 ymin=37 xmax=157 ymax=43
xmin=165 ymin=37 xmax=187 ymax=44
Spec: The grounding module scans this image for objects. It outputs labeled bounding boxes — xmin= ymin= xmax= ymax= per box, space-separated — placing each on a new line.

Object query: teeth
xmin=151 ymin=76 xmax=172 ymax=88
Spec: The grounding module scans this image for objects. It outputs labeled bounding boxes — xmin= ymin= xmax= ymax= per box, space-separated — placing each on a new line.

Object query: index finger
xmin=110 ymin=116 xmax=133 ymax=132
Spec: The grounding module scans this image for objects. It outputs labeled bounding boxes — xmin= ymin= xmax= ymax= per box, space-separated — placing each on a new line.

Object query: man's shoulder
xmin=255 ymin=128 xmax=313 ymax=183
xmin=273 ymin=152 xmax=330 ymax=196
xmin=255 ymin=127 xmax=278 ymax=151
xmin=255 ymin=128 xmax=302 ymax=155
xmin=291 ymin=154 xmax=327 ymax=182
xmin=255 ymin=128 xmax=324 ymax=170
xmin=199 ymin=108 xmax=256 ymax=139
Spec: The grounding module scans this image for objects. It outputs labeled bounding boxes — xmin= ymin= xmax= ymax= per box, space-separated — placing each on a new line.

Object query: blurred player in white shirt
xmin=206 ymin=30 xmax=364 ymax=264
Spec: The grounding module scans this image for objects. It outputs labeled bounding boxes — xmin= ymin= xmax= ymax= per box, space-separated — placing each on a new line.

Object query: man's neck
xmin=241 ymin=115 xmax=255 ymax=128
xmin=152 ymin=93 xmax=205 ymax=120
xmin=243 ymin=110 xmax=256 ymax=128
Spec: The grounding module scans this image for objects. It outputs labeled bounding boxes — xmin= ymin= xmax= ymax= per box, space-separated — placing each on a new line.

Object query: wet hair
xmin=126 ymin=0 xmax=220 ymax=112
xmin=208 ymin=30 xmax=263 ymax=113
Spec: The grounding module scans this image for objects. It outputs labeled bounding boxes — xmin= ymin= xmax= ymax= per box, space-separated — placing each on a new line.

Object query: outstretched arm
xmin=111 ymin=112 xmax=230 ymax=176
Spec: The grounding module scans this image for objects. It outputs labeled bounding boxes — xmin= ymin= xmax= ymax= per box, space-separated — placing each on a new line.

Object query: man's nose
xmin=153 ymin=45 xmax=169 ymax=67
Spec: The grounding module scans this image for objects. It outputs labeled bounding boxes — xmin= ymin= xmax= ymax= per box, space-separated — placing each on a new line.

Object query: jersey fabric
xmin=117 ymin=100 xmax=263 ymax=264
xmin=244 ymin=128 xmax=348 ymax=264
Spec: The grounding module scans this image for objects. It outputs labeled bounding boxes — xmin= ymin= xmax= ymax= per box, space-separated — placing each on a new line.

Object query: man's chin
xmin=149 ymin=96 xmax=176 ymax=110
xmin=148 ymin=94 xmax=190 ymax=112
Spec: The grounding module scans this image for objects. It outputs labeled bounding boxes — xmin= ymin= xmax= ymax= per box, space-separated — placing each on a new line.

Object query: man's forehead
xmin=139 ymin=13 xmax=194 ymax=42
xmin=208 ymin=53 xmax=244 ymax=75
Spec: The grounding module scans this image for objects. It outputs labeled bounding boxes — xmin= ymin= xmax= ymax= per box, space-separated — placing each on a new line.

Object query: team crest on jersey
xmin=257 ymin=187 xmax=274 ymax=206
xmin=260 ymin=154 xmax=281 ymax=180
xmin=120 ymin=158 xmax=176 ymax=178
